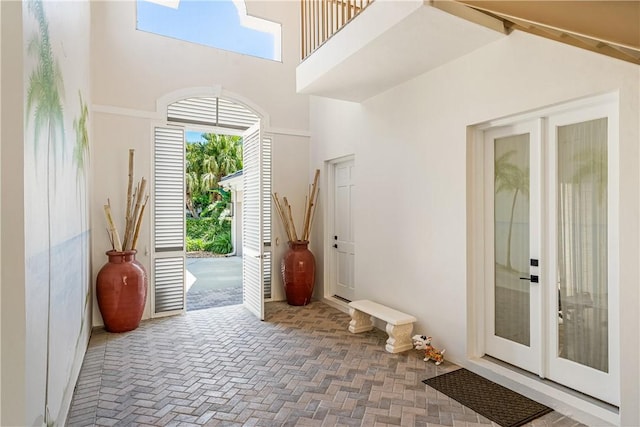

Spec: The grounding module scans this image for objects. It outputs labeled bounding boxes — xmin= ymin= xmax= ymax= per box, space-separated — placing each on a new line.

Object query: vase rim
xmin=105 ymin=249 xmax=138 ymax=256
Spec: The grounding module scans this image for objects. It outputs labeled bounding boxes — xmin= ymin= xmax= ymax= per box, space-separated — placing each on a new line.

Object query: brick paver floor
xmin=67 ymin=302 xmax=584 ymax=426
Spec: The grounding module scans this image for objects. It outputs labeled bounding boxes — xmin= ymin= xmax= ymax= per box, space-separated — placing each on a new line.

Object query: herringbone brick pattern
xmin=187 ymin=287 xmax=242 ymax=312
xmin=67 ymin=302 xmax=582 ymax=426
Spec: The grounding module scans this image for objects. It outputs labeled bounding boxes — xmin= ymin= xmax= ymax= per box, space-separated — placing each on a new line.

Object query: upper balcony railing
xmin=301 ymin=0 xmax=374 ymax=60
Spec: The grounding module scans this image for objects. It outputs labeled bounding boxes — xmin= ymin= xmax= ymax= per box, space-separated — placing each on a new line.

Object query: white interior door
xmin=153 ymin=125 xmax=186 ymax=317
xmin=331 ymin=158 xmax=355 ymax=302
xmin=242 ymin=123 xmax=265 ymax=320
xmin=483 ymin=103 xmax=619 ymax=405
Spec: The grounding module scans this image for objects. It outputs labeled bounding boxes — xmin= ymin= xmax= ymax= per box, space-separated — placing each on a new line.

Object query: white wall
xmin=270 ymin=133 xmax=310 ymax=301
xmin=0 ymin=3 xmax=26 ymax=424
xmin=309 ymin=31 xmax=639 ymax=424
xmin=90 ymin=1 xmax=310 ymax=324
xmin=0 ymin=0 xmax=3 ymax=420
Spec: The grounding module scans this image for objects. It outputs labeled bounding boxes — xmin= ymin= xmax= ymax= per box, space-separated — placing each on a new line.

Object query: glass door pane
xmin=494 ymin=134 xmax=530 ymax=346
xmin=556 ymin=118 xmax=608 ymax=372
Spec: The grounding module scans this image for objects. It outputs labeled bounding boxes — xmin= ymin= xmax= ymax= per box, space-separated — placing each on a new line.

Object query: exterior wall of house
xmin=1 ymin=1 xmax=92 ymax=424
xmin=90 ymin=1 xmax=310 ymax=325
xmin=309 ymin=30 xmax=640 ymax=424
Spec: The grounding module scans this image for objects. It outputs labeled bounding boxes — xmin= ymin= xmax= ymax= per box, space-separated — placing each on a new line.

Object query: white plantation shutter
xmin=242 ymin=124 xmax=265 ymax=319
xmin=262 ymin=137 xmax=272 ymax=299
xmin=167 ymin=97 xmax=259 ymax=130
xmin=153 ymin=126 xmax=185 ymax=314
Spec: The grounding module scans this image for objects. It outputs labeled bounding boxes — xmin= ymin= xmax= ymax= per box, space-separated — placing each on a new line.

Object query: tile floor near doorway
xmin=67 ymin=302 xmax=582 ymax=427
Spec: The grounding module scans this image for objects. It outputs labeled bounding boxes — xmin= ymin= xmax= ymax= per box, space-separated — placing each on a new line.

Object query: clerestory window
xmin=137 ymin=0 xmax=282 ymax=61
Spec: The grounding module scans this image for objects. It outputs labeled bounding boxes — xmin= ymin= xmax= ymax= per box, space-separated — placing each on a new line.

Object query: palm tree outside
xmin=185 ymin=132 xmax=242 ymax=254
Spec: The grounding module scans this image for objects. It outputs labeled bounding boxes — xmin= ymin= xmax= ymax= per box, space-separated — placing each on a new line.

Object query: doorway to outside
xmin=184 ymin=130 xmax=243 ymax=311
xmin=152 ymin=96 xmax=271 ymax=320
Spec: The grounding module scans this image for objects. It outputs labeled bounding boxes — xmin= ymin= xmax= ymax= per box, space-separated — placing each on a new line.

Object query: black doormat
xmin=422 ymin=369 xmax=553 ymax=427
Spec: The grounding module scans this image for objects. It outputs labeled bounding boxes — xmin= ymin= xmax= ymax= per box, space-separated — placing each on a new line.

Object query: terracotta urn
xmin=96 ymin=250 xmax=148 ymax=333
xmin=281 ymin=240 xmax=315 ymax=306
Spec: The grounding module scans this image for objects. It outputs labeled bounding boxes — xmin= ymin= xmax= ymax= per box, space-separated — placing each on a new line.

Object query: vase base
xmin=287 ymin=298 xmax=311 ymax=306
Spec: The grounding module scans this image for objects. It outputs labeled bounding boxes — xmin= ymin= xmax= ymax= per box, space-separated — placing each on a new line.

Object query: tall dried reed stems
xmin=103 ymin=149 xmax=149 ymax=251
xmin=272 ymin=169 xmax=320 ymax=243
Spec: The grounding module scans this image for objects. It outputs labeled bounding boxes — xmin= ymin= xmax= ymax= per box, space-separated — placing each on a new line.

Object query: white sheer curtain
xmin=557 ymin=118 xmax=608 ymax=372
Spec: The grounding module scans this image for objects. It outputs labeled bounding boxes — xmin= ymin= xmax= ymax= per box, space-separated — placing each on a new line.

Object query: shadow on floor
xmin=186 ymin=256 xmax=242 ymax=311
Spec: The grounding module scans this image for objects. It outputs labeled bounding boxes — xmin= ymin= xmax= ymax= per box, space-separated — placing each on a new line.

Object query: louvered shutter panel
xmin=153 ymin=126 xmax=185 ymax=314
xmin=242 ymin=124 xmax=264 ymax=319
xmin=167 ymin=97 xmax=259 ymax=130
xmin=262 ymin=137 xmax=272 ymax=299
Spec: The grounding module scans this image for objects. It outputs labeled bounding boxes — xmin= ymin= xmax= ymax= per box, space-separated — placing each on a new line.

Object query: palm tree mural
xmin=73 ymin=91 xmax=89 ymax=312
xmin=495 ymin=150 xmax=529 ymax=271
xmin=25 ymin=0 xmax=65 ymax=421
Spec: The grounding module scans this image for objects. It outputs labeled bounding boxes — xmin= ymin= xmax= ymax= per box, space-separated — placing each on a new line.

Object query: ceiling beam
xmin=450 ymin=0 xmax=640 ymax=64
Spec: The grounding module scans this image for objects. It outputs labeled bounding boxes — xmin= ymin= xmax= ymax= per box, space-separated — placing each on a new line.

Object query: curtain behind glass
xmin=557 ymin=118 xmax=608 ymax=372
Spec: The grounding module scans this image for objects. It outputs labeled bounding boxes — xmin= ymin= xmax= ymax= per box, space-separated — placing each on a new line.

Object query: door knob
xmin=333 ymin=244 xmax=338 ymax=248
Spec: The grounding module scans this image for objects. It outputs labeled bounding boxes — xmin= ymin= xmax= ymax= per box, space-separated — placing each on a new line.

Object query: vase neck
xmin=289 ymin=240 xmax=309 ymax=249
xmin=106 ymin=250 xmax=137 ymax=263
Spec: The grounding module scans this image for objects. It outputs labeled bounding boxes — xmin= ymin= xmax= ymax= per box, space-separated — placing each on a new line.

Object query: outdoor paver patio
xmin=187 ymin=256 xmax=242 ymax=311
xmin=67 ymin=302 xmax=584 ymax=427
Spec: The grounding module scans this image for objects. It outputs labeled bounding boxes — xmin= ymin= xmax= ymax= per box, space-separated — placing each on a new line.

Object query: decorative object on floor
xmin=272 ymin=169 xmax=320 ymax=306
xmin=422 ymin=368 xmax=553 ymax=427
xmin=412 ymin=335 xmax=446 ymax=365
xmin=97 ymin=149 xmax=149 ymax=332
xmin=96 ymin=250 xmax=147 ymax=332
xmin=348 ymin=299 xmax=417 ymax=353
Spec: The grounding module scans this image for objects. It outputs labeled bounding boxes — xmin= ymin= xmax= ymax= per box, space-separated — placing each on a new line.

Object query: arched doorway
xmin=151 ymin=93 xmax=272 ymax=320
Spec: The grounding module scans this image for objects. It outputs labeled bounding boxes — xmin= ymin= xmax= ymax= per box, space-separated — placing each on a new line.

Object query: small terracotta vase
xmin=96 ymin=250 xmax=148 ymax=333
xmin=281 ymin=240 xmax=315 ymax=306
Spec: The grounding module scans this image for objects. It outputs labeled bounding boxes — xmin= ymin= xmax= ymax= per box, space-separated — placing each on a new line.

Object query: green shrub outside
xmin=186 ymin=217 xmax=233 ymax=254
xmin=210 ymin=230 xmax=232 ymax=254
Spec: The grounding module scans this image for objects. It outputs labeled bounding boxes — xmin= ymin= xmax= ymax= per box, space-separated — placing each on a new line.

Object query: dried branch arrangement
xmin=272 ymin=169 xmax=320 ymax=243
xmin=103 ymin=149 xmax=149 ymax=252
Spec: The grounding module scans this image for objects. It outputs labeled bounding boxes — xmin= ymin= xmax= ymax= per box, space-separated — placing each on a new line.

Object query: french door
xmin=483 ymin=103 xmax=619 ymax=405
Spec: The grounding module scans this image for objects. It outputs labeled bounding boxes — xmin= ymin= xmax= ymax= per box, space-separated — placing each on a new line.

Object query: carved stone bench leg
xmin=349 ymin=308 xmax=373 ymax=333
xmin=385 ymin=323 xmax=414 ymax=353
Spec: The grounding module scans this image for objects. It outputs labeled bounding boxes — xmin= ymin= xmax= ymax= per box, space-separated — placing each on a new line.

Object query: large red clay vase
xmin=281 ymin=240 xmax=315 ymax=306
xmin=96 ymin=250 xmax=148 ymax=333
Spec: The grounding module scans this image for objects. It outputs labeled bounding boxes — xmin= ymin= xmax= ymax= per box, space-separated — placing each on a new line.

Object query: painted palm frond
xmin=494 ymin=148 xmax=530 ymax=271
xmin=73 ymin=91 xmax=90 ymax=185
xmin=571 ymin=146 xmax=607 ymax=203
xmin=26 ymin=0 xmax=66 ymax=182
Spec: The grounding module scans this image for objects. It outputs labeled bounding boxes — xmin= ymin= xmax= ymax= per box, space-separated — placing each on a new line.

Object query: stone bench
xmin=348 ymin=299 xmax=417 ymax=353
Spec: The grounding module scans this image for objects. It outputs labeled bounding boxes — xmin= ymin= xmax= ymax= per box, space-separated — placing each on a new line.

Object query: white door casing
xmin=330 ymin=158 xmax=355 ymax=301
